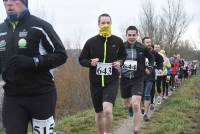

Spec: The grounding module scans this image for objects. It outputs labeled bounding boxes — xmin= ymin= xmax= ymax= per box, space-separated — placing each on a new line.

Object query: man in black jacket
xmin=149 ymin=44 xmax=164 ymax=110
xmin=120 ymin=26 xmax=154 ymax=133
xmin=1 ymin=0 xmax=67 ymax=133
xmin=142 ymin=37 xmax=163 ymax=121
xmin=79 ymin=13 xmax=127 ymax=134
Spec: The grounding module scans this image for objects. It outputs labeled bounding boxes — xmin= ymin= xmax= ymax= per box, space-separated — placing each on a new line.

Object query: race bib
xmin=122 ymin=60 xmax=137 ymax=71
xmin=155 ymin=69 xmax=162 ymax=76
xmin=145 ymin=58 xmax=149 ymax=66
xmin=167 ymin=75 xmax=170 ymax=81
xmin=96 ymin=62 xmax=112 ymax=75
xmin=33 ymin=116 xmax=55 ymax=134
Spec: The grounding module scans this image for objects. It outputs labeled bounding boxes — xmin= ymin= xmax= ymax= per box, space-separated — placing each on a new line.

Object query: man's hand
xmin=112 ymin=61 xmax=121 ymax=70
xmin=145 ymin=68 xmax=151 ymax=75
xmin=9 ymin=55 xmax=35 ymax=70
xmin=90 ymin=58 xmax=99 ymax=67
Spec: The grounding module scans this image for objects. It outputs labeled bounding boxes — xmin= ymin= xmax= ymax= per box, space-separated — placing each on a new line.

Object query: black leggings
xmin=156 ymin=76 xmax=162 ymax=94
xmin=170 ymin=74 xmax=175 ymax=87
xmin=3 ymin=89 xmax=57 ymax=134
xmin=150 ymin=81 xmax=155 ymax=104
xmin=162 ymin=75 xmax=167 ymax=96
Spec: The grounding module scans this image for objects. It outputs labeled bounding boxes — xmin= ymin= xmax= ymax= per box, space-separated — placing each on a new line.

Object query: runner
xmin=120 ymin=26 xmax=154 ymax=133
xmin=79 ymin=13 xmax=127 ymax=134
xmin=170 ymin=53 xmax=179 ymax=89
xmin=149 ymin=45 xmax=163 ymax=110
xmin=1 ymin=0 xmax=67 ymax=133
xmin=142 ymin=37 xmax=156 ymax=121
xmin=153 ymin=44 xmax=163 ymax=105
xmin=159 ymin=50 xmax=171 ymax=99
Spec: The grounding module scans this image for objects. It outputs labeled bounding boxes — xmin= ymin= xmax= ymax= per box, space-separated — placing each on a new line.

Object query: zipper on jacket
xmin=8 ymin=21 xmax=18 ymax=64
xmin=10 ymin=22 xmax=18 ymax=32
xmin=102 ymin=37 xmax=108 ymax=87
xmin=130 ymin=45 xmax=134 ymax=79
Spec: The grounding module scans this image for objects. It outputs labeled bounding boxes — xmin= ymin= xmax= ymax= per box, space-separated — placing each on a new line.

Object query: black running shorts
xmin=90 ymin=80 xmax=119 ymax=113
xmin=2 ymin=89 xmax=57 ymax=134
xmin=120 ymin=77 xmax=144 ymax=98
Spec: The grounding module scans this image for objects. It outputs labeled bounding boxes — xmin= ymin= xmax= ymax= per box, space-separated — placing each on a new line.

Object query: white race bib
xmin=145 ymin=58 xmax=149 ymax=66
xmin=122 ymin=60 xmax=137 ymax=71
xmin=33 ymin=116 xmax=55 ymax=134
xmin=155 ymin=69 xmax=162 ymax=76
xmin=96 ymin=62 xmax=112 ymax=75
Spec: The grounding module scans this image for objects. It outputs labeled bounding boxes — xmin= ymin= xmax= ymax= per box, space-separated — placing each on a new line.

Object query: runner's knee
xmin=132 ymin=103 xmax=140 ymax=112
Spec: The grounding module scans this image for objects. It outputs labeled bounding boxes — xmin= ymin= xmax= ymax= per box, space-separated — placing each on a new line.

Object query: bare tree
xmin=139 ymin=0 xmax=167 ymax=46
xmin=140 ymin=0 xmax=156 ymax=41
xmin=161 ymin=0 xmax=191 ymax=54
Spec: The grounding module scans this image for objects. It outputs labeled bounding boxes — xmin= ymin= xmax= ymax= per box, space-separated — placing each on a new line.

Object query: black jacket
xmin=0 ymin=12 xmax=67 ymax=95
xmin=79 ymin=35 xmax=127 ymax=86
xmin=121 ymin=41 xmax=154 ymax=79
xmin=145 ymin=51 xmax=164 ymax=81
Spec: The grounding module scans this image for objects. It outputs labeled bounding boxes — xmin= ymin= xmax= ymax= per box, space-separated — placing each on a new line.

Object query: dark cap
xmin=20 ymin=0 xmax=28 ymax=7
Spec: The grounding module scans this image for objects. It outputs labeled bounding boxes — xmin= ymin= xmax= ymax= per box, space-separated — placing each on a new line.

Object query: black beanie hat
xmin=20 ymin=0 xmax=28 ymax=7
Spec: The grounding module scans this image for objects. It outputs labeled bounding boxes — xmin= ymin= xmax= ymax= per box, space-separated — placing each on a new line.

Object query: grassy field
xmin=142 ymin=74 xmax=200 ymax=134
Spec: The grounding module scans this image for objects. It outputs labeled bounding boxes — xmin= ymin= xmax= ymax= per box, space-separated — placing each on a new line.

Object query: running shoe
xmin=143 ymin=114 xmax=149 ymax=122
xmin=150 ymin=104 xmax=155 ymax=110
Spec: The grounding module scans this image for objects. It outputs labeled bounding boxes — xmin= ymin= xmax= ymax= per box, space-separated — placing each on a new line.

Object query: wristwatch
xmin=33 ymin=57 xmax=39 ymax=67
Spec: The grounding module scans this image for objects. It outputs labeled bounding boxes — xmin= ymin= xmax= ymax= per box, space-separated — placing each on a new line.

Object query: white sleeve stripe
xmin=32 ymin=27 xmax=55 ymax=52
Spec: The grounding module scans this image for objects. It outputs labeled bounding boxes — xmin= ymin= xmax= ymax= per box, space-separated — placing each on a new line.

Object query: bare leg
xmin=144 ymin=100 xmax=150 ymax=114
xmin=95 ymin=112 xmax=104 ymax=134
xmin=131 ymin=95 xmax=142 ymax=132
xmin=102 ymin=102 xmax=113 ymax=134
xmin=123 ymin=98 xmax=132 ymax=109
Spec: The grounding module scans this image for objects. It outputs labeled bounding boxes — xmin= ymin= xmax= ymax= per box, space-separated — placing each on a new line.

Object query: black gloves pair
xmin=9 ymin=55 xmax=37 ymax=70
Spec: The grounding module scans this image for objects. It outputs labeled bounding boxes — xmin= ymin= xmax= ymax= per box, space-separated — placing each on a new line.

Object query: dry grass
xmin=54 ymin=58 xmax=92 ymax=119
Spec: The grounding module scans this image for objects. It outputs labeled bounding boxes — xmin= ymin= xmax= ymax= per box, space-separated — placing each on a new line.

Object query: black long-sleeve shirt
xmin=145 ymin=51 xmax=164 ymax=81
xmin=79 ymin=35 xmax=127 ymax=86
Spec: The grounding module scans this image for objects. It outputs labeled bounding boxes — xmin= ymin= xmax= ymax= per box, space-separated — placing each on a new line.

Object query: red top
xmin=171 ymin=59 xmax=179 ymax=75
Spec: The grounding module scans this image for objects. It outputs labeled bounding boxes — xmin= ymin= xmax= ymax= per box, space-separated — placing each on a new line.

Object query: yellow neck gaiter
xmin=99 ymin=25 xmax=112 ymax=38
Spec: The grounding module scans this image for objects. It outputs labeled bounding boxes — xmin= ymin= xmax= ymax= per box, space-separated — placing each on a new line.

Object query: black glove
xmin=9 ymin=55 xmax=36 ymax=70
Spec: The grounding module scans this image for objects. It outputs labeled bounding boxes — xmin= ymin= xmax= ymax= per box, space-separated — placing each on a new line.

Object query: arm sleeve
xmin=79 ymin=40 xmax=91 ymax=67
xmin=117 ymin=39 xmax=127 ymax=66
xmin=156 ymin=53 xmax=164 ymax=69
xmin=36 ymin=23 xmax=68 ymax=71
xmin=144 ymin=48 xmax=154 ymax=67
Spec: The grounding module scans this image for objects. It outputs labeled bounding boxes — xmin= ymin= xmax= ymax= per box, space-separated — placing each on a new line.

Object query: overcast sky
xmin=0 ymin=0 xmax=200 ymax=49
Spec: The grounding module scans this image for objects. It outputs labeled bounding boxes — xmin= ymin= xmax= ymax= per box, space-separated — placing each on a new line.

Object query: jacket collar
xmin=5 ymin=9 xmax=30 ymax=25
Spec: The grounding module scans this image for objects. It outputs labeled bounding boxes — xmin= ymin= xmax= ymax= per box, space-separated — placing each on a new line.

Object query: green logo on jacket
xmin=18 ymin=38 xmax=27 ymax=48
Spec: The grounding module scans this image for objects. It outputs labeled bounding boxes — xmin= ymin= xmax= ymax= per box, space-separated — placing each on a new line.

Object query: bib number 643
xmin=96 ymin=62 xmax=112 ymax=75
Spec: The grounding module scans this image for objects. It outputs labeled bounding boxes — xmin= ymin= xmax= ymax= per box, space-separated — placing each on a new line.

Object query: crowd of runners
xmin=1 ymin=0 xmax=199 ymax=133
xmin=79 ymin=14 xmax=199 ymax=134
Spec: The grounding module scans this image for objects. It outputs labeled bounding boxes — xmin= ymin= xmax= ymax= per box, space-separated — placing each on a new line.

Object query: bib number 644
xmin=122 ymin=60 xmax=137 ymax=71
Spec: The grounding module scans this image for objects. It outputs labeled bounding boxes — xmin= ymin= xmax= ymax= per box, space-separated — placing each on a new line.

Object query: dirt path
xmin=112 ymin=105 xmax=156 ymax=134
xmin=112 ymin=91 xmax=173 ymax=134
